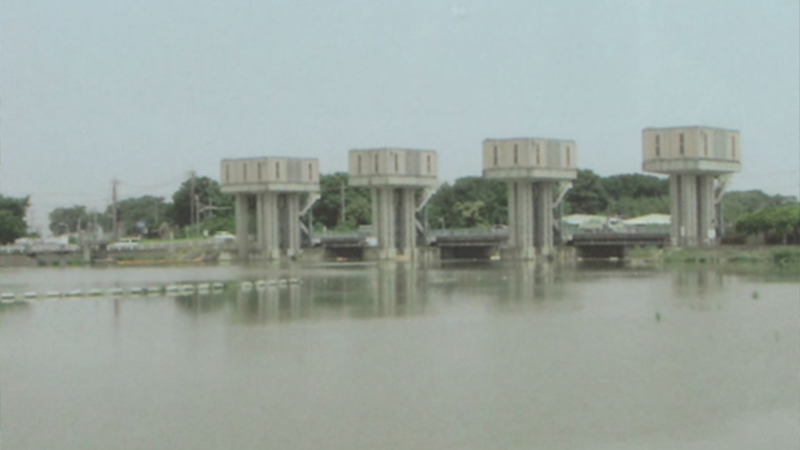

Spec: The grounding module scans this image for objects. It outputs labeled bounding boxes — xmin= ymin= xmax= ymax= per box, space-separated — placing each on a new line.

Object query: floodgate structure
xmin=221 ymin=126 xmax=741 ymax=262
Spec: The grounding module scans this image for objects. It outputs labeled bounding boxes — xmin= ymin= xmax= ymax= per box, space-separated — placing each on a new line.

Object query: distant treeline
xmin=1 ymin=170 xmax=796 ymax=244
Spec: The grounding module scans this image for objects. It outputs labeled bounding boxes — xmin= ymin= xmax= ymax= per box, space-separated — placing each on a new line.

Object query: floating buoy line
xmin=0 ymin=278 xmax=302 ymax=304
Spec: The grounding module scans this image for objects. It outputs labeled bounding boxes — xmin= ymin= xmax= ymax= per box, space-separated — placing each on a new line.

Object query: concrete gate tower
xmin=483 ymin=138 xmax=578 ymax=260
xmin=642 ymin=126 xmax=741 ymax=247
xmin=221 ymin=157 xmax=320 ymax=260
xmin=348 ymin=148 xmax=438 ymax=260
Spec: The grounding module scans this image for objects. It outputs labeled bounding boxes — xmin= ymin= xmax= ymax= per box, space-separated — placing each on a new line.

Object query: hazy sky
xmin=2 ymin=0 xmax=798 ymax=232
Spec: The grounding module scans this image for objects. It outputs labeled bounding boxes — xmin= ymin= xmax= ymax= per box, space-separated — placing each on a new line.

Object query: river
xmin=1 ymin=262 xmax=798 ymax=449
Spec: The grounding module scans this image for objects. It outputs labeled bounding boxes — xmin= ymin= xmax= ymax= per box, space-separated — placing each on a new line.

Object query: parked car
xmin=213 ymin=232 xmax=236 ymax=243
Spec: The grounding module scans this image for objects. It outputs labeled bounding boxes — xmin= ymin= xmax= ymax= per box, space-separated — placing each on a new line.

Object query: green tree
xmin=723 ymin=190 xmax=797 ymax=225
xmin=313 ymin=172 xmax=371 ymax=231
xmin=108 ymin=196 xmax=172 ymax=236
xmin=564 ymin=170 xmax=609 ymax=214
xmin=601 ymin=174 xmax=669 ymax=199
xmin=427 ymin=177 xmax=507 ymax=229
xmin=48 ymin=205 xmax=88 ymax=235
xmin=736 ymin=205 xmax=800 ymax=243
xmin=0 ymin=195 xmax=30 ymax=244
xmin=172 ymin=176 xmax=233 ymax=228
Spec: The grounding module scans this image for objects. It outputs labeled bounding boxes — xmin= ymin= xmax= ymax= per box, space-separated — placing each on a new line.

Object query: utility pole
xmin=112 ymin=178 xmax=120 ymax=241
xmin=340 ymin=181 xmax=346 ymax=226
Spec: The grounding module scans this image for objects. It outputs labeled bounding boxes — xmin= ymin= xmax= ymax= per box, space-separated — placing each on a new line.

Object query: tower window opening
xmin=427 ymin=155 xmax=432 ymax=173
xmin=258 ymin=163 xmax=262 ymax=180
xmin=225 ymin=165 xmax=230 ymax=182
xmin=493 ymin=146 xmax=498 ymax=166
xmin=566 ymin=147 xmax=571 ymax=166
xmin=308 ymin=163 xmax=313 ymax=180
xmin=374 ymin=154 xmax=379 ymax=173
xmin=394 ymin=153 xmax=399 ymax=172
xmin=276 ymin=162 xmax=280 ymax=180
xmin=679 ymin=134 xmax=685 ymax=155
xmin=655 ymin=135 xmax=660 ymax=157
xmin=357 ymin=155 xmax=362 ymax=174
xmin=731 ymin=136 xmax=737 ymax=159
xmin=513 ymin=144 xmax=518 ymax=164
xmin=243 ymin=164 xmax=247 ymax=181
xmin=703 ymin=133 xmax=708 ymax=157
xmin=536 ymin=145 xmax=541 ymax=165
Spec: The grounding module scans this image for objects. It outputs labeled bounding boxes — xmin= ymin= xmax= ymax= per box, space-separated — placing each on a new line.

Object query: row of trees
xmin=3 ymin=169 xmax=793 ymax=244
xmin=735 ymin=205 xmax=800 ymax=243
xmin=47 ymin=177 xmax=234 ymax=239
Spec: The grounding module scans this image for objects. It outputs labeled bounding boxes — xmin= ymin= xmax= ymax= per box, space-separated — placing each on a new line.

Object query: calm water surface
xmin=2 ymin=263 xmax=798 ymax=449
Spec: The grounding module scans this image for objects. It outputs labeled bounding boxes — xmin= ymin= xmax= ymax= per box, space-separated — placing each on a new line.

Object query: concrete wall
xmin=643 ymin=127 xmax=741 ymax=163
xmin=482 ymin=138 xmax=577 ymax=170
xmin=221 ymin=158 xmax=320 ymax=186
xmin=348 ymin=148 xmax=438 ymax=178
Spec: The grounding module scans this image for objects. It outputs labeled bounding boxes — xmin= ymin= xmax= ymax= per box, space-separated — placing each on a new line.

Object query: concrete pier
xmin=643 ymin=126 xmax=741 ymax=247
xmin=222 ymin=157 xmax=320 ymax=260
xmin=484 ymin=138 xmax=577 ymax=260
xmin=349 ymin=148 xmax=438 ymax=261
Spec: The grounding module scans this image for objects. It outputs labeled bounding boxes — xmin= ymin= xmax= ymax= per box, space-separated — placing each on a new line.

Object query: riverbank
xmin=628 ymin=245 xmax=800 ymax=269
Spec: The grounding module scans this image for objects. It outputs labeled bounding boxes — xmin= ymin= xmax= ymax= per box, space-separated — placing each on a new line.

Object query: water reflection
xmin=371 ymin=263 xmax=425 ymax=317
xmin=183 ymin=264 xmax=433 ymax=325
xmin=174 ymin=291 xmax=228 ymax=316
xmin=671 ymin=269 xmax=726 ymax=311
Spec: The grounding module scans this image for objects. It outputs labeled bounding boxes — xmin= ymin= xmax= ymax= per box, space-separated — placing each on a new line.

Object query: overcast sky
xmin=2 ymin=0 xmax=798 ymax=232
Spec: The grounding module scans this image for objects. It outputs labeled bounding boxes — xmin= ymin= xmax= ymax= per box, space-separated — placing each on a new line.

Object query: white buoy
xmin=241 ymin=281 xmax=253 ymax=292
xmin=1 ymin=293 xmax=16 ymax=300
xmin=212 ymin=282 xmax=224 ymax=291
xmin=165 ymin=285 xmax=179 ymax=295
xmin=197 ymin=283 xmax=210 ymax=291
xmin=180 ymin=284 xmax=195 ymax=294
xmin=24 ymin=292 xmax=38 ymax=299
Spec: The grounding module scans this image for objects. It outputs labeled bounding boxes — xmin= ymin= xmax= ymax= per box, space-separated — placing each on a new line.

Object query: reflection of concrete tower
xmin=483 ymin=138 xmax=578 ymax=260
xmin=221 ymin=157 xmax=320 ymax=260
xmin=349 ymin=149 xmax=438 ymax=260
xmin=643 ymin=127 xmax=741 ymax=247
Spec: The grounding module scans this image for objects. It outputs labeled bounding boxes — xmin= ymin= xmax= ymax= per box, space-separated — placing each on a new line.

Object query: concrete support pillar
xmin=235 ymin=194 xmax=250 ymax=260
xmin=681 ymin=175 xmax=698 ymax=246
xmin=255 ymin=193 xmax=266 ymax=255
xmin=507 ymin=181 xmax=535 ymax=260
xmin=507 ymin=181 xmax=518 ymax=247
xmin=372 ymin=187 xmax=397 ymax=260
xmin=535 ymin=182 xmax=554 ymax=256
xmin=262 ymin=193 xmax=280 ymax=260
xmin=287 ymin=193 xmax=301 ymax=258
xmin=399 ymin=188 xmax=417 ymax=256
xmin=697 ymin=175 xmax=715 ymax=246
xmin=669 ymin=175 xmax=681 ymax=247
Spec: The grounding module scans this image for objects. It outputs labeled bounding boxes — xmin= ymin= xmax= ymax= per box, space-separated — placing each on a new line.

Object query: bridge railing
xmin=428 ymin=228 xmax=509 ymax=239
